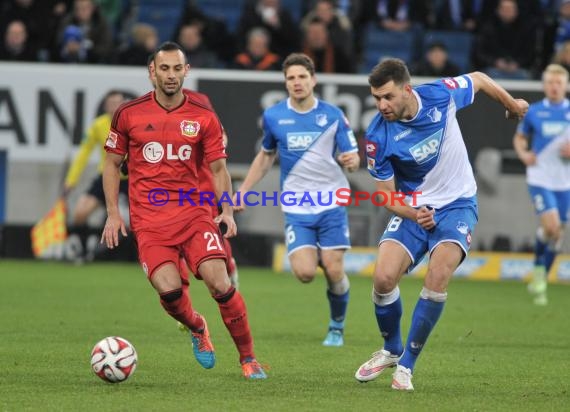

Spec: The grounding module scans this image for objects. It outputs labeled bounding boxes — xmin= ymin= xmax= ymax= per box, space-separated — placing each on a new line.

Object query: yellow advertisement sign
xmin=272 ymin=244 xmax=570 ymax=284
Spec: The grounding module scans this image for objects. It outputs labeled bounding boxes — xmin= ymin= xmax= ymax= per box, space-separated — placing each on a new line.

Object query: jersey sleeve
xmin=365 ymin=135 xmax=393 ymax=181
xmin=440 ymin=75 xmax=474 ymax=110
xmin=335 ymin=110 xmax=359 ymax=153
xmin=202 ymin=114 xmax=227 ymax=164
xmin=517 ymin=107 xmax=533 ymax=136
xmin=261 ymin=111 xmax=277 ymax=152
xmin=104 ymin=110 xmax=128 ymax=156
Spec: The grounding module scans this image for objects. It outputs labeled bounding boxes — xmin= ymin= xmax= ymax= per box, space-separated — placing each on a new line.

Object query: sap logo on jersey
xmin=541 ymin=121 xmax=567 ymax=137
xmin=287 ymin=132 xmax=320 ymax=151
xmin=143 ymin=142 xmax=192 ymax=163
xmin=409 ymin=129 xmax=443 ymax=164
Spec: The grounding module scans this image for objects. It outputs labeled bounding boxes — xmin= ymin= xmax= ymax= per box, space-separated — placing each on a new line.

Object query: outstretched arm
xmin=233 ymin=150 xmax=277 ymax=211
xmin=469 ymin=71 xmax=529 ymax=119
xmin=337 ymin=151 xmax=360 ymax=172
xmin=513 ymin=131 xmax=536 ymax=166
xmin=375 ymin=179 xmax=436 ymax=231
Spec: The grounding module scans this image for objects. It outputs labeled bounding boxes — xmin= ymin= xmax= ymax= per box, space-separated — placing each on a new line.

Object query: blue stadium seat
xmin=137 ymin=0 xmax=186 ymax=43
xmin=279 ymin=0 xmax=303 ymax=23
xmin=198 ymin=0 xmax=247 ymax=34
xmin=422 ymin=30 xmax=474 ymax=73
xmin=360 ymin=24 xmax=419 ymax=73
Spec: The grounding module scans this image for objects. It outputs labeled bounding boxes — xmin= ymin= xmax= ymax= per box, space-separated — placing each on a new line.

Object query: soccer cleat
xmin=190 ymin=318 xmax=216 ymax=369
xmin=177 ymin=321 xmax=187 ymax=333
xmin=391 ymin=365 xmax=414 ymax=391
xmin=533 ymin=293 xmax=548 ymax=306
xmin=322 ymin=329 xmax=344 ymax=347
xmin=355 ymin=349 xmax=402 ymax=382
xmin=527 ymin=266 xmax=547 ymax=295
xmin=241 ymin=357 xmax=267 ymax=379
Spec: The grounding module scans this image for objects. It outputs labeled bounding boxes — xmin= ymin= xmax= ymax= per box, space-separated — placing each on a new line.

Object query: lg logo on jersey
xmin=143 ymin=142 xmax=192 ymax=163
xmin=409 ymin=129 xmax=443 ymax=164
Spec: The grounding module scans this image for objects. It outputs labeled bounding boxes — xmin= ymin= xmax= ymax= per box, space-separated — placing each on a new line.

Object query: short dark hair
xmin=153 ymin=41 xmax=187 ymax=64
xmin=282 ymin=53 xmax=315 ymax=76
xmin=427 ymin=41 xmax=447 ymax=52
xmin=368 ymin=58 xmax=411 ymax=88
xmin=146 ymin=52 xmax=154 ymax=67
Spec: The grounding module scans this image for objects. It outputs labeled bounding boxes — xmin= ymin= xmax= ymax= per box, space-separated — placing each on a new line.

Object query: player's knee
xmin=373 ymin=271 xmax=399 ymax=293
xmin=373 ymin=280 xmax=398 ymax=294
xmin=205 ymin=275 xmax=232 ymax=295
xmin=294 ymin=269 xmax=315 ymax=283
xmin=72 ymin=209 xmax=89 ymax=225
xmin=159 ymin=288 xmax=183 ymax=305
xmin=543 ymin=223 xmax=562 ymax=241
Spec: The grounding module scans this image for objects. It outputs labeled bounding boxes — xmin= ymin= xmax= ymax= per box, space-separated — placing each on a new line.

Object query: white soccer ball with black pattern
xmin=90 ymin=336 xmax=137 ymax=383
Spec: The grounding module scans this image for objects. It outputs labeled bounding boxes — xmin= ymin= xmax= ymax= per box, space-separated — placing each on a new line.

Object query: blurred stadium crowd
xmin=2 ymin=0 xmax=570 ymax=80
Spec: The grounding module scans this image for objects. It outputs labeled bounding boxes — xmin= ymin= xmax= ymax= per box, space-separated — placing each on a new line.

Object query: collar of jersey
xmin=287 ymin=97 xmax=318 ymax=114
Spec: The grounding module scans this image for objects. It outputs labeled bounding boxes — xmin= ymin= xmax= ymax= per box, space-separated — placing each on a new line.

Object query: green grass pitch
xmin=1 ymin=259 xmax=569 ymax=411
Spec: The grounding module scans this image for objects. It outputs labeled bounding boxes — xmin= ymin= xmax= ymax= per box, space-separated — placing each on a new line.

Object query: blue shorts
xmin=380 ymin=201 xmax=478 ymax=272
xmin=284 ymin=207 xmax=351 ymax=255
xmin=528 ymin=185 xmax=570 ymax=223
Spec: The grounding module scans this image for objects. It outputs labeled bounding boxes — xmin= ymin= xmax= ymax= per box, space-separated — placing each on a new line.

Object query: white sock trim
xmin=328 ymin=275 xmax=350 ymax=295
xmin=537 ymin=226 xmax=546 ymax=242
xmin=372 ymin=286 xmax=400 ymax=306
xmin=420 ymin=287 xmax=447 ymax=302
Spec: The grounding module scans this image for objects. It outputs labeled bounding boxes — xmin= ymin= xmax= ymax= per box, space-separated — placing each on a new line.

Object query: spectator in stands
xmin=301 ymin=0 xmax=354 ymax=60
xmin=0 ymin=0 xmax=46 ymax=54
xmin=302 ymin=18 xmax=353 ymax=73
xmin=373 ymin=0 xmax=433 ymax=32
xmin=59 ymin=25 xmax=89 ymax=62
xmin=433 ymin=0 xmax=483 ymax=32
xmin=94 ymin=0 xmax=122 ymax=31
xmin=0 ymin=20 xmax=38 ymax=61
xmin=411 ymin=42 xmax=461 ymax=77
xmin=233 ymin=27 xmax=281 ymax=71
xmin=57 ymin=0 xmax=113 ymax=63
xmin=554 ymin=0 xmax=570 ymax=52
xmin=173 ymin=0 xmax=234 ymax=64
xmin=115 ymin=23 xmax=158 ymax=66
xmin=473 ymin=0 xmax=536 ymax=79
xmin=552 ymin=40 xmax=570 ymax=73
xmin=237 ymin=0 xmax=299 ymax=59
xmin=178 ymin=22 xmax=220 ymax=69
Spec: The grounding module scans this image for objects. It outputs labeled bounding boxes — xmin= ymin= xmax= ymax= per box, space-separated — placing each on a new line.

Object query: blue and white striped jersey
xmin=517 ymin=98 xmax=570 ymax=190
xmin=365 ymin=75 xmax=477 ymax=209
xmin=261 ymin=98 xmax=358 ymax=214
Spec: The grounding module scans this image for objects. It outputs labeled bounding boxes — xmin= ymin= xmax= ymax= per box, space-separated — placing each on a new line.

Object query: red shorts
xmin=179 ymin=236 xmax=234 ymax=282
xmin=135 ymin=220 xmax=227 ymax=279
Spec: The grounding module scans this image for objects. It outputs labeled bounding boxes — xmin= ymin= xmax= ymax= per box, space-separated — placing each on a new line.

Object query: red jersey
xmin=105 ymin=91 xmax=226 ymax=240
xmin=184 ymin=89 xmax=221 ymax=215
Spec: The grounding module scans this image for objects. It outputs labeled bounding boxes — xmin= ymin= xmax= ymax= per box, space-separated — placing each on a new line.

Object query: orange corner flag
xmin=30 ymin=198 xmax=68 ymax=258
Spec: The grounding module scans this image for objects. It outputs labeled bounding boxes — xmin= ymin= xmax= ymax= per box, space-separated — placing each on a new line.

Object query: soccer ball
xmin=90 ymin=336 xmax=137 ymax=383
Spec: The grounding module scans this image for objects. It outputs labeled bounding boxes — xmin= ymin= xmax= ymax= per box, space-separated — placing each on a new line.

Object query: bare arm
xmin=469 ymin=71 xmax=529 ymax=119
xmin=209 ymin=158 xmax=237 ymax=237
xmin=376 ymin=179 xmax=436 ymax=230
xmin=100 ymin=152 xmax=127 ymax=248
xmin=513 ymin=131 xmax=536 ymax=166
xmin=233 ymin=149 xmax=277 ymax=211
xmin=337 ymin=151 xmax=360 ymax=172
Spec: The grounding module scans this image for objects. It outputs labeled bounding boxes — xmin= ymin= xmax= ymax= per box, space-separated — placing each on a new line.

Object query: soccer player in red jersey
xmin=147 ymin=56 xmax=239 ymax=288
xmin=100 ymin=42 xmax=266 ymax=379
